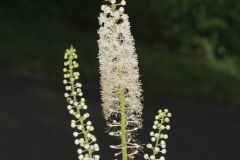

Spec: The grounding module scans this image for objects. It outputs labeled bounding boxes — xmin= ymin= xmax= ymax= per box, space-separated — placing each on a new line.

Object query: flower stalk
xmin=119 ymin=86 xmax=128 ymax=160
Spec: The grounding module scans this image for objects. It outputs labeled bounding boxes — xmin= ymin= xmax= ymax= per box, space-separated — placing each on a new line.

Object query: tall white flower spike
xmin=98 ymin=0 xmax=143 ymax=159
xmin=144 ymin=109 xmax=172 ymax=160
xmin=63 ymin=46 xmax=100 ymax=160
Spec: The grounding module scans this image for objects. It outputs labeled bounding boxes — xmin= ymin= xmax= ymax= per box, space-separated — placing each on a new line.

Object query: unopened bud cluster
xmin=63 ymin=46 xmax=100 ymax=160
xmin=144 ymin=109 xmax=172 ymax=160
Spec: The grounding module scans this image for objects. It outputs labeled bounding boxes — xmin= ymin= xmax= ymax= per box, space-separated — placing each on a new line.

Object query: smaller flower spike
xmin=63 ymin=46 xmax=100 ymax=160
xmin=144 ymin=109 xmax=172 ymax=160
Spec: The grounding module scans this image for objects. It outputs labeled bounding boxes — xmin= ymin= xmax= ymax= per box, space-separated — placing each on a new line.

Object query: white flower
xmin=160 ymin=156 xmax=165 ymax=160
xmin=165 ymin=117 xmax=170 ymax=122
xmin=144 ymin=154 xmax=149 ymax=159
xmin=163 ymin=134 xmax=168 ymax=139
xmin=87 ymin=121 xmax=92 ymax=126
xmin=166 ymin=125 xmax=171 ymax=130
xmin=155 ymin=133 xmax=160 ymax=138
xmin=78 ymin=155 xmax=84 ymax=160
xmin=147 ymin=144 xmax=152 ymax=148
xmin=151 ymin=137 xmax=156 ymax=142
xmin=82 ymin=105 xmax=87 ymax=109
xmin=121 ymin=0 xmax=126 ymax=6
xmin=119 ymin=7 xmax=124 ymax=12
xmin=150 ymin=131 xmax=154 ymax=136
xmin=75 ymin=139 xmax=80 ymax=145
xmin=160 ymin=125 xmax=165 ymax=130
xmin=67 ymin=105 xmax=72 ymax=110
xmin=94 ymin=155 xmax=100 ymax=160
xmin=162 ymin=149 xmax=167 ymax=154
xmin=64 ymin=93 xmax=69 ymax=97
xmin=73 ymin=132 xmax=79 ymax=137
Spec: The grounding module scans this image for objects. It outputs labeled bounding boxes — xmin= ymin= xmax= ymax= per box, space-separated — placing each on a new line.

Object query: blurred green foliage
xmin=128 ymin=0 xmax=240 ymax=58
xmin=1 ymin=0 xmax=240 ymax=57
xmin=0 ymin=0 xmax=240 ymax=106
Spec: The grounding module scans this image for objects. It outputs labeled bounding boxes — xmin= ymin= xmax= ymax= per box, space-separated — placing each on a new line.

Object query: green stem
xmin=119 ymin=86 xmax=128 ymax=160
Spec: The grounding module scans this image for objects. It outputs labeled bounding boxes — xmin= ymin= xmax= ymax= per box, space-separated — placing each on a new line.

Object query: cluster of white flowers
xmin=98 ymin=0 xmax=143 ymax=159
xmin=63 ymin=46 xmax=100 ymax=160
xmin=144 ymin=109 xmax=172 ymax=160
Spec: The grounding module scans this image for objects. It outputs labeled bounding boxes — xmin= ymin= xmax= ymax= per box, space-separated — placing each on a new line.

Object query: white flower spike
xmin=63 ymin=46 xmax=100 ymax=160
xmin=144 ymin=109 xmax=172 ymax=160
xmin=98 ymin=0 xmax=143 ymax=159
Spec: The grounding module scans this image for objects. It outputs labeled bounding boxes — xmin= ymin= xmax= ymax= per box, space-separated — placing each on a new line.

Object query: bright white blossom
xmin=144 ymin=109 xmax=172 ymax=160
xmin=63 ymin=46 xmax=100 ymax=160
xmin=98 ymin=0 xmax=143 ymax=159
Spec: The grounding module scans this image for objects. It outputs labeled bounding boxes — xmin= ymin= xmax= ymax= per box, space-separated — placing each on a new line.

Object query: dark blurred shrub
xmin=128 ymin=0 xmax=240 ymax=58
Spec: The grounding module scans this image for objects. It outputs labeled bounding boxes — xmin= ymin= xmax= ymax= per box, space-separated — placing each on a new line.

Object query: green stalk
xmin=119 ymin=86 xmax=128 ymax=160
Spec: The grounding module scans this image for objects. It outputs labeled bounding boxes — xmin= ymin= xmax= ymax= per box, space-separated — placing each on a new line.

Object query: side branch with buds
xmin=144 ymin=109 xmax=172 ymax=160
xmin=63 ymin=46 xmax=100 ymax=160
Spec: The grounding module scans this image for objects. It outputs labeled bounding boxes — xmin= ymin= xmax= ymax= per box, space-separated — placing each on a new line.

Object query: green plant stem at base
xmin=119 ymin=86 xmax=128 ymax=160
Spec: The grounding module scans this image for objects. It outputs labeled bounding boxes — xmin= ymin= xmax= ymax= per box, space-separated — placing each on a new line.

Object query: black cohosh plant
xmin=62 ymin=0 xmax=172 ymax=160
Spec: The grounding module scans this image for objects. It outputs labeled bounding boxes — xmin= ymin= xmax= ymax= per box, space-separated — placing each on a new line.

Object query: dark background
xmin=0 ymin=0 xmax=240 ymax=160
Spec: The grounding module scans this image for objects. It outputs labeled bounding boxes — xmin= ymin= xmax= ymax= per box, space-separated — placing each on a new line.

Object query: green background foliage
xmin=1 ymin=0 xmax=240 ymax=106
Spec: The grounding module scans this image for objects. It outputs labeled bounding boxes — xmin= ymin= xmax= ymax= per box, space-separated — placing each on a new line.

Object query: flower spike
xmin=63 ymin=46 xmax=100 ymax=160
xmin=98 ymin=0 xmax=143 ymax=159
